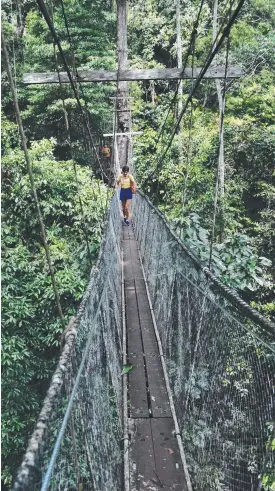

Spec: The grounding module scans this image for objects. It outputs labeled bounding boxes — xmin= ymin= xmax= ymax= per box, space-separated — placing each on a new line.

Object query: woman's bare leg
xmin=126 ymin=199 xmax=131 ymax=220
xmin=122 ymin=200 xmax=127 ymax=218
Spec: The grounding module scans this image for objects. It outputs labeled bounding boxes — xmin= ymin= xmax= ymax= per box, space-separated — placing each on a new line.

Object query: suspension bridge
xmin=3 ymin=0 xmax=274 ymax=490
xmin=12 ymin=192 xmax=275 ymax=491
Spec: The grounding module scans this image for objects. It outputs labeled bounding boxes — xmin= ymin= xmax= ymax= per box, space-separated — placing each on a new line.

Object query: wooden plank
xmin=103 ymin=131 xmax=142 ymax=136
xmin=123 ymin=227 xmax=187 ymax=489
xmin=23 ymin=66 xmax=243 ymax=84
xmin=150 ymin=418 xmax=188 ymax=490
xmin=129 ymin=418 xmax=156 ymax=491
xmin=128 ymin=352 xmax=149 ymax=418
xmin=146 ymin=353 xmax=171 ymax=418
xmin=134 ymin=279 xmax=171 ymax=418
xmin=123 ymin=232 xmax=135 ymax=280
xmin=124 ymin=228 xmax=144 ymax=280
xmin=135 ymin=280 xmax=158 ymax=354
xmin=125 ymin=282 xmax=149 ymax=418
xmin=130 ymin=418 xmax=187 ymax=491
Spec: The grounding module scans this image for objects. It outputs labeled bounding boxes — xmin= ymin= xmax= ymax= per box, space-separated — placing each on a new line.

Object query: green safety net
xmin=14 ymin=190 xmax=274 ymax=491
xmin=13 ymin=194 xmax=123 ymax=491
xmin=133 ymin=191 xmax=275 ymax=491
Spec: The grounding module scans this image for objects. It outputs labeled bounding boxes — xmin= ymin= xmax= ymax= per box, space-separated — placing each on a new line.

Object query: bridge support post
xmin=116 ymin=0 xmax=130 ymax=171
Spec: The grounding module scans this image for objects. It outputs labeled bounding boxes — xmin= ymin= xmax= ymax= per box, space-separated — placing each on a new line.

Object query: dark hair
xmin=122 ymin=165 xmax=129 ymax=173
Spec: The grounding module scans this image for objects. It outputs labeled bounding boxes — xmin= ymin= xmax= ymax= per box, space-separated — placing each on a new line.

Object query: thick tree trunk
xmin=177 ymin=0 xmax=186 ymax=204
xmin=176 ymin=0 xmax=183 ymax=117
xmin=16 ymin=0 xmax=25 ymax=36
xmin=116 ymin=0 xmax=130 ymax=172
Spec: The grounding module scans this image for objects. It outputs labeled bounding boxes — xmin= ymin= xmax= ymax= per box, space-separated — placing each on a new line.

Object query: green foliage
xmin=1 ymin=0 xmax=275 ymax=486
xmin=1 ymin=117 xmax=108 ymax=486
xmin=259 ymin=422 xmax=275 ymax=491
xmin=172 ymin=212 xmax=272 ymax=291
xmin=129 ymin=0 xmax=274 ymax=318
xmin=121 ymin=364 xmax=133 ymax=375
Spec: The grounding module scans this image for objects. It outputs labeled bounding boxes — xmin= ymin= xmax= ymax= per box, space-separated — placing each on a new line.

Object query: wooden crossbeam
xmin=23 ymin=66 xmax=243 ymax=85
xmin=103 ymin=131 xmax=142 ymax=137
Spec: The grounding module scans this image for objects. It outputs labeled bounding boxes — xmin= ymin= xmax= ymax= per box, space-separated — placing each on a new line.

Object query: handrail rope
xmin=2 ymin=31 xmax=65 ymax=326
xmin=137 ymin=190 xmax=275 ymax=335
xmin=36 ymin=0 xmax=109 ymax=183
xmin=208 ymin=0 xmax=232 ymax=270
xmin=40 ymin=204 xmax=121 ymax=491
xmin=161 ymin=0 xmax=246 ymax=160
xmin=12 ymin=200 xmax=117 ymax=491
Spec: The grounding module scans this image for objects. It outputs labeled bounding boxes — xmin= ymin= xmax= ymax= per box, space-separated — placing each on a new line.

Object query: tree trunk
xmin=176 ymin=0 xmax=183 ymax=117
xmin=116 ymin=0 xmax=130 ymax=173
xmin=16 ymin=0 xmax=25 ymax=37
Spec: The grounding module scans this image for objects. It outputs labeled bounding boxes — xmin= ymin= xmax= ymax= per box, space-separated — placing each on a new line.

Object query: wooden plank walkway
xmin=122 ymin=223 xmax=188 ymax=491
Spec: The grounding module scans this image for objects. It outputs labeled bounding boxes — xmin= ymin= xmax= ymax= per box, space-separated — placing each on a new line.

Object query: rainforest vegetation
xmin=1 ymin=0 xmax=275 ymax=487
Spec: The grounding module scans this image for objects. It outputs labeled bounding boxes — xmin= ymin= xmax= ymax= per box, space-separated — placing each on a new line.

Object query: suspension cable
xmin=2 ymin=30 xmax=65 ymax=326
xmin=36 ymin=0 xmax=109 ymax=182
xmin=141 ymin=0 xmax=243 ymax=189
xmin=154 ymin=0 xmax=205 ymax=149
xmin=48 ymin=2 xmax=93 ymax=266
xmin=58 ymin=0 xmax=108 ymax=174
xmin=59 ymin=0 xmax=102 ymax=136
xmin=161 ymin=0 xmax=246 ymax=161
xmin=156 ymin=0 xmax=230 ymax=155
xmin=53 ymin=45 xmax=93 ymax=266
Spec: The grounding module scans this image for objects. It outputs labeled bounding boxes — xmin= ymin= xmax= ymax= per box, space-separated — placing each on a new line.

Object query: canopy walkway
xmin=3 ymin=0 xmax=274 ymax=489
xmin=14 ymin=191 xmax=275 ymax=491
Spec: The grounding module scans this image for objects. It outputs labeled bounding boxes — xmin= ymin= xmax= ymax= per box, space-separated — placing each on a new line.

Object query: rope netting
xmin=133 ymin=191 xmax=275 ymax=491
xmin=13 ymin=194 xmax=123 ymax=491
xmin=14 ymin=190 xmax=274 ymax=491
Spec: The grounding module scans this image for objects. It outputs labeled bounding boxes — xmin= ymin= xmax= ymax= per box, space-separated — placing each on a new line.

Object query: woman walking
xmin=116 ymin=165 xmax=136 ymax=225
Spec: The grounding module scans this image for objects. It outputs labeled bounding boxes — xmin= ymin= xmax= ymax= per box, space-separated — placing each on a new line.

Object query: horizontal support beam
xmin=23 ymin=66 xmax=243 ymax=85
xmin=103 ymin=131 xmax=142 ymax=137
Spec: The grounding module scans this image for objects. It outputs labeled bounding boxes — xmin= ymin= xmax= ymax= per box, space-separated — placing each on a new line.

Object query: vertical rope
xmin=58 ymin=0 xmax=108 ymax=182
xmin=208 ymin=1 xmax=232 ymax=270
xmin=2 ymin=30 xmax=65 ymax=325
xmin=154 ymin=0 xmax=205 ymax=152
xmin=36 ymin=0 xmax=108 ymax=183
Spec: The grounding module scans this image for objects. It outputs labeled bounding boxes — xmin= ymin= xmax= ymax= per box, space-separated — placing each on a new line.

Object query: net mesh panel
xmin=133 ymin=191 xmax=275 ymax=491
xmin=14 ymin=194 xmax=123 ymax=491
